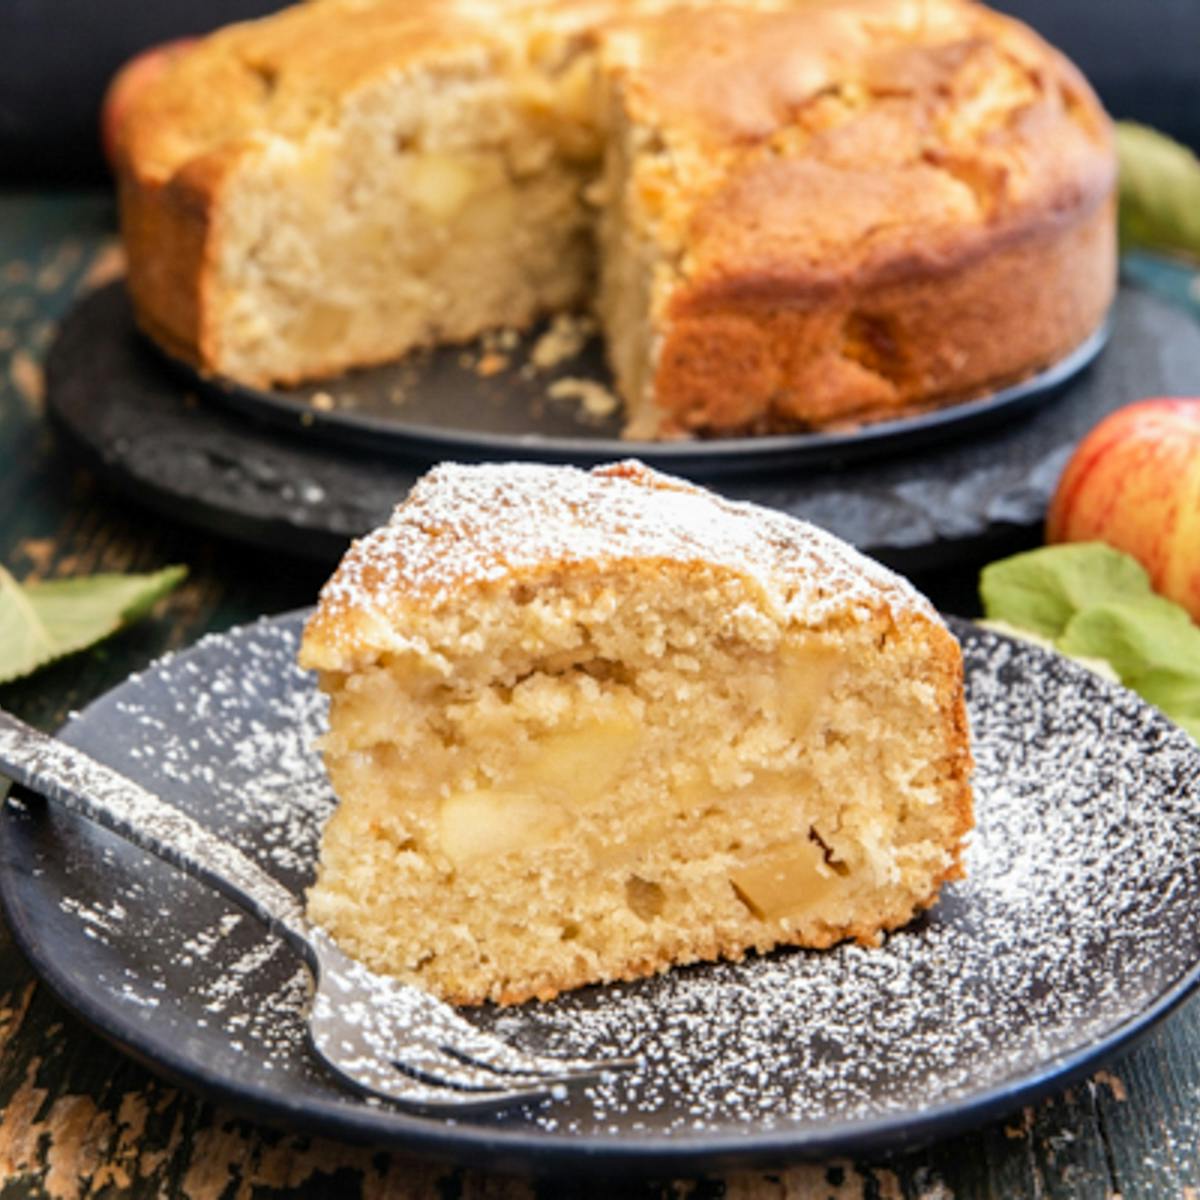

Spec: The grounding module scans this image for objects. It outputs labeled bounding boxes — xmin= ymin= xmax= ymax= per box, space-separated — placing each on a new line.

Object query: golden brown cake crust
xmin=115 ymin=0 xmax=1115 ymax=435
xmin=608 ymin=0 xmax=1116 ymax=432
xmin=653 ymin=202 xmax=1115 ymax=431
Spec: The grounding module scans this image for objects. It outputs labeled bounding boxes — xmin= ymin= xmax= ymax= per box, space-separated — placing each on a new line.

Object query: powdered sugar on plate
xmin=1 ymin=613 xmax=1199 ymax=1157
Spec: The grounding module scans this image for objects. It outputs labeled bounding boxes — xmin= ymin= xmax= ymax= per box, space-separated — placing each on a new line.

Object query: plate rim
xmin=184 ymin=320 xmax=1111 ymax=473
xmin=45 ymin=281 xmax=1200 ymax=576
xmin=2 ymin=610 xmax=1199 ymax=1172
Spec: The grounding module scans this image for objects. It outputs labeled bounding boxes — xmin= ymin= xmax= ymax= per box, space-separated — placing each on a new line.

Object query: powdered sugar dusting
xmin=303 ymin=461 xmax=936 ymax=668
xmin=4 ymin=614 xmax=1200 ymax=1152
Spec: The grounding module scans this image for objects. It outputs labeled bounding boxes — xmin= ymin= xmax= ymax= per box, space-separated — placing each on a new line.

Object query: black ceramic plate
xmin=2 ymin=613 xmax=1200 ymax=1173
xmin=44 ymin=281 xmax=1200 ymax=572
xmin=179 ymin=310 xmax=1109 ymax=473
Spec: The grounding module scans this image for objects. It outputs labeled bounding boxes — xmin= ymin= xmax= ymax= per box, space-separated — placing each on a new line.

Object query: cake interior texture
xmin=302 ymin=462 xmax=973 ymax=1005
xmin=119 ymin=0 xmax=1116 ymax=437
xmin=206 ymin=22 xmax=602 ymax=386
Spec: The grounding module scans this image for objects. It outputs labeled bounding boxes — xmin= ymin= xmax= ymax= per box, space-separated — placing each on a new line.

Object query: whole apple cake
xmin=298 ymin=461 xmax=974 ymax=1004
xmin=115 ymin=0 xmax=1116 ymax=440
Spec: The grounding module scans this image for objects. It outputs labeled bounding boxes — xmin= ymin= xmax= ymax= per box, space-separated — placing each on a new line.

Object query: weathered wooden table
xmin=2 ymin=192 xmax=1198 ymax=1198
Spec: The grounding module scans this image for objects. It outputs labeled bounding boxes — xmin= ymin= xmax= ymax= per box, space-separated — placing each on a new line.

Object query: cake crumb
xmin=476 ymin=351 xmax=509 ymax=377
xmin=548 ymin=377 xmax=620 ymax=420
xmin=531 ymin=313 xmax=597 ymax=369
xmin=310 ymin=391 xmax=335 ymax=412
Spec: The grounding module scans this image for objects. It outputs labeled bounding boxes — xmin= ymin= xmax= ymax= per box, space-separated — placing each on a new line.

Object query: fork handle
xmin=0 ymin=708 xmax=315 ymax=963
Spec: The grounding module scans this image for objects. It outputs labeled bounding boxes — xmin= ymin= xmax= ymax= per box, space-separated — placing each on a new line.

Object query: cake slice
xmin=299 ymin=461 xmax=973 ymax=1004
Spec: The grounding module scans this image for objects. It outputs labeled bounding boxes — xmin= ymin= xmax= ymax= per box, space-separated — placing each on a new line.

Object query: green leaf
xmin=1135 ymin=668 xmax=1200 ymax=727
xmin=1058 ymin=597 xmax=1200 ymax=681
xmin=975 ymin=618 xmax=1120 ymax=683
xmin=0 ymin=564 xmax=186 ymax=685
xmin=979 ymin=542 xmax=1152 ymax=639
xmin=978 ymin=543 xmax=1200 ymax=743
xmin=1135 ymin=664 xmax=1200 ymax=744
xmin=1117 ymin=121 xmax=1200 ymax=260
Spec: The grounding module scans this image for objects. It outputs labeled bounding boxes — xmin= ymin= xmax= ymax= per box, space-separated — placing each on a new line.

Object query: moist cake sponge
xmin=299 ymin=461 xmax=973 ymax=1004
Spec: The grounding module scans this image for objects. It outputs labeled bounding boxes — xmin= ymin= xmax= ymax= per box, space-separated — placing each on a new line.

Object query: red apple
xmin=100 ymin=38 xmax=197 ymax=168
xmin=1047 ymin=397 xmax=1200 ymax=622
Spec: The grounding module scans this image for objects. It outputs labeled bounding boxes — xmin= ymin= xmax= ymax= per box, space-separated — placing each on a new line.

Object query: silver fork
xmin=0 ymin=709 xmax=632 ymax=1112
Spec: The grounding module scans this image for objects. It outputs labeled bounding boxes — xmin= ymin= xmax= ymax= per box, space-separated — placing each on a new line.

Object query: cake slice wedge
xmin=299 ymin=461 xmax=973 ymax=1004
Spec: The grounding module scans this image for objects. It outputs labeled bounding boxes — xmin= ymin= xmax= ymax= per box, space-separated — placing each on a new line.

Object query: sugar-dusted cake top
xmin=119 ymin=0 xmax=1111 ymax=214
xmin=300 ymin=460 xmax=939 ymax=670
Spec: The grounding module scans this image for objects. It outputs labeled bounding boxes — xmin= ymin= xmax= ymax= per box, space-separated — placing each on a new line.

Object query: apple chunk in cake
xmin=299 ymin=460 xmax=973 ymax=1004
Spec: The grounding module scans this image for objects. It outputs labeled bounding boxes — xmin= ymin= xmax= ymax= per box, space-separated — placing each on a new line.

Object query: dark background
xmin=0 ymin=0 xmax=1197 ymax=184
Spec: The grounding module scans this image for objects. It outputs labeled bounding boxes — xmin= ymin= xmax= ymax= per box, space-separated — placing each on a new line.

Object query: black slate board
xmin=45 ymin=280 xmax=1200 ymax=571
